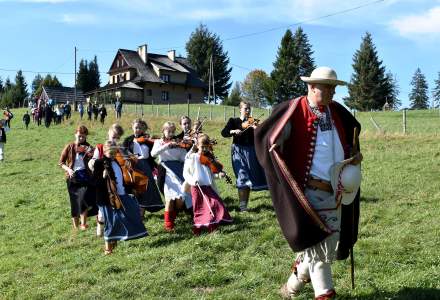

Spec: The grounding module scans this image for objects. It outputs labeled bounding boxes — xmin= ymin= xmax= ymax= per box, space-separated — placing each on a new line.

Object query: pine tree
xmin=14 ymin=70 xmax=28 ymax=106
xmin=383 ymin=71 xmax=401 ymax=109
xmin=88 ymin=55 xmax=101 ymax=91
xmin=32 ymin=74 xmax=43 ymax=97
xmin=77 ymin=59 xmax=89 ymax=92
xmin=5 ymin=77 xmax=12 ymax=90
xmin=223 ymin=81 xmax=242 ymax=106
xmin=186 ymin=23 xmax=232 ymax=103
xmin=51 ymin=75 xmax=62 ymax=87
xmin=292 ymin=27 xmax=316 ymax=96
xmin=0 ymin=77 xmax=4 ymax=94
xmin=432 ymin=72 xmax=440 ymax=108
xmin=344 ymin=32 xmax=388 ymax=111
xmin=409 ymin=68 xmax=429 ymax=110
xmin=271 ymin=29 xmax=301 ymax=103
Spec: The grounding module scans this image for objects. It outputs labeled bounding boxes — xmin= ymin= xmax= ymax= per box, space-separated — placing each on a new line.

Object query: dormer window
xmin=161 ymin=74 xmax=170 ymax=83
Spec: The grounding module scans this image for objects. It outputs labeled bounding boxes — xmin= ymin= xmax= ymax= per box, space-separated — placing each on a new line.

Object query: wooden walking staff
xmin=350 ymin=127 xmax=360 ymax=290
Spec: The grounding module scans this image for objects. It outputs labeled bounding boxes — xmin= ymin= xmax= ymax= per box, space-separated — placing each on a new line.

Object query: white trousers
xmin=0 ymin=143 xmax=4 ymax=160
xmin=286 ymin=256 xmax=334 ymax=297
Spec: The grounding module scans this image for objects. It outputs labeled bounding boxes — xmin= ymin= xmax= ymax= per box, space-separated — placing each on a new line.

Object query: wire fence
xmin=120 ymin=103 xmax=271 ymax=122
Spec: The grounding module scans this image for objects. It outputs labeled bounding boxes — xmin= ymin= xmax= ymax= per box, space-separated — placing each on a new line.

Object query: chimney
xmin=167 ymin=50 xmax=176 ymax=62
xmin=138 ymin=44 xmax=148 ymax=64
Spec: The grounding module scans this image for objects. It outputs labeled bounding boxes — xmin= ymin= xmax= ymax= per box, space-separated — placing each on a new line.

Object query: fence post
xmin=151 ymin=99 xmax=154 ymax=116
xmin=233 ymin=107 xmax=236 ymax=118
xmin=167 ymin=102 xmax=170 ymax=117
xmin=187 ymin=98 xmax=190 ymax=117
xmin=135 ymin=103 xmax=137 ymax=115
xmin=209 ymin=105 xmax=213 ymax=120
xmin=403 ymin=109 xmax=407 ymax=134
xmin=197 ymin=106 xmax=201 ymax=120
xmin=224 ymin=106 xmax=226 ymax=122
xmin=141 ymin=104 xmax=144 ymax=117
xmin=156 ymin=107 xmax=159 ymax=117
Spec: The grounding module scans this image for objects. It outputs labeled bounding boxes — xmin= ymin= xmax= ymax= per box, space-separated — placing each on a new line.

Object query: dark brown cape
xmin=254 ymin=98 xmax=360 ymax=259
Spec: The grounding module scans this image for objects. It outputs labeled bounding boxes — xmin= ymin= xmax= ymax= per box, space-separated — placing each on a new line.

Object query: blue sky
xmin=0 ymin=0 xmax=440 ymax=108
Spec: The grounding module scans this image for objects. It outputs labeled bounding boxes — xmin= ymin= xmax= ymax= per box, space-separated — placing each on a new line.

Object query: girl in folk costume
xmin=151 ymin=122 xmax=191 ymax=231
xmin=122 ymin=119 xmax=164 ymax=216
xmin=90 ymin=141 xmax=148 ymax=255
xmin=91 ymin=123 xmax=124 ymax=237
xmin=58 ymin=125 xmax=97 ymax=230
xmin=183 ymin=134 xmax=232 ymax=235
xmin=221 ymin=101 xmax=268 ymax=212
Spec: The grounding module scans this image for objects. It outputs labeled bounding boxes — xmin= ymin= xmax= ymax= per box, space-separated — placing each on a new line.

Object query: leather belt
xmin=307 ymin=178 xmax=333 ymax=193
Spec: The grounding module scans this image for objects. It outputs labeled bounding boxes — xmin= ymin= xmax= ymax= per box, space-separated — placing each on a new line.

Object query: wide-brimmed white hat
xmin=330 ymin=158 xmax=361 ymax=205
xmin=301 ymin=66 xmax=347 ymax=86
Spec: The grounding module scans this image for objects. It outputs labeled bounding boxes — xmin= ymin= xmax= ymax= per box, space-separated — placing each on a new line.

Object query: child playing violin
xmin=58 ymin=125 xmax=97 ymax=230
xmin=123 ymin=119 xmax=164 ymax=217
xmin=90 ymin=140 xmax=148 ymax=255
xmin=221 ymin=101 xmax=268 ymax=212
xmin=183 ymin=134 xmax=232 ymax=235
xmin=151 ymin=121 xmax=192 ymax=231
xmin=90 ymin=123 xmax=124 ymax=237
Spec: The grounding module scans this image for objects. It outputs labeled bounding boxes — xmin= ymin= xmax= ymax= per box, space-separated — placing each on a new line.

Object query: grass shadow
xmin=346 ymin=287 xmax=440 ymax=300
xmin=360 ymin=197 xmax=380 ymax=203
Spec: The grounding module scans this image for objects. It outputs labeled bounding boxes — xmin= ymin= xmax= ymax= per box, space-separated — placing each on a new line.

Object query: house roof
xmin=84 ymin=81 xmax=143 ymax=95
xmin=110 ymin=49 xmax=206 ymax=89
xmin=42 ymin=86 xmax=85 ymax=103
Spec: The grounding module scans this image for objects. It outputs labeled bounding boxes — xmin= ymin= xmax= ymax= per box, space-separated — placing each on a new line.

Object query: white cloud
xmin=60 ymin=13 xmax=97 ymax=24
xmin=390 ymin=6 xmax=440 ymax=37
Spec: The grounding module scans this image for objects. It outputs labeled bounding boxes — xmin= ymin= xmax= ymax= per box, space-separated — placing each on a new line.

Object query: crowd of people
xmin=58 ymin=111 xmax=259 ymax=254
xmin=1 ymin=66 xmax=363 ymax=299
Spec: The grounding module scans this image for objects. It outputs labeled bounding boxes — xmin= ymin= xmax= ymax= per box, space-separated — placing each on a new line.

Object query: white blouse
xmin=183 ymin=153 xmax=216 ymax=186
xmin=151 ymin=139 xmax=186 ymax=163
xmin=132 ymin=140 xmax=149 ymax=159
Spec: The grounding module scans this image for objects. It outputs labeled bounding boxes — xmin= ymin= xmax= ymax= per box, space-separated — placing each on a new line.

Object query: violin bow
xmin=195 ymin=182 xmax=215 ymax=217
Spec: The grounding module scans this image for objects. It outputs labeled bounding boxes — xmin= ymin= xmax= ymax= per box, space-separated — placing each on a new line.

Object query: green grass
xmin=1 ymin=105 xmax=440 ymax=299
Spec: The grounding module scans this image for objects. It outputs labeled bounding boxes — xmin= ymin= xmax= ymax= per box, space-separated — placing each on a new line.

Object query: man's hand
xmin=230 ymin=129 xmax=242 ymax=135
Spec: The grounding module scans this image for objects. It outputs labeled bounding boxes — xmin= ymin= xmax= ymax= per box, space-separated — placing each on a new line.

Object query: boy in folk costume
xmin=123 ymin=119 xmax=164 ymax=217
xmin=151 ymin=122 xmax=191 ymax=231
xmin=255 ymin=67 xmax=362 ymax=299
xmin=183 ymin=134 xmax=232 ymax=235
xmin=221 ymin=101 xmax=268 ymax=212
xmin=90 ymin=141 xmax=148 ymax=255
xmin=58 ymin=126 xmax=97 ymax=230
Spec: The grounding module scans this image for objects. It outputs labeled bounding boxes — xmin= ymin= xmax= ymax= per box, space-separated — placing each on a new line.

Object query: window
xmin=160 ymin=74 xmax=170 ymax=82
xmin=146 ymin=89 xmax=152 ymax=96
xmin=161 ymin=91 xmax=169 ymax=101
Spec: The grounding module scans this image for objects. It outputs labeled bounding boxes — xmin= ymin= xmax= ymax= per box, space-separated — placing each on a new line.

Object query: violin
xmin=114 ymin=149 xmax=149 ymax=195
xmin=134 ymin=135 xmax=156 ymax=145
xmin=76 ymin=144 xmax=93 ymax=157
xmin=199 ymin=151 xmax=233 ymax=184
xmin=241 ymin=116 xmax=261 ymax=130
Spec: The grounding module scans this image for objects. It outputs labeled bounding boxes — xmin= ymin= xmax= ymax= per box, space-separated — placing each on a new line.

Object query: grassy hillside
xmin=0 ymin=105 xmax=439 ymax=299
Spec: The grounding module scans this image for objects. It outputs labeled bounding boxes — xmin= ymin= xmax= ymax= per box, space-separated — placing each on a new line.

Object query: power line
xmin=223 ymin=0 xmax=385 ymax=41
xmin=0 ymin=0 xmax=386 ymax=76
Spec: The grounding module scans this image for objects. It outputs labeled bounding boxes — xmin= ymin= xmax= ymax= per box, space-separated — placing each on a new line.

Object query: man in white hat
xmin=255 ymin=66 xmax=362 ymax=299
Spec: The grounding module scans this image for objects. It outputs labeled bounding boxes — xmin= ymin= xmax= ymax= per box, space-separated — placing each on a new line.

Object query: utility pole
xmin=74 ymin=46 xmax=77 ymax=111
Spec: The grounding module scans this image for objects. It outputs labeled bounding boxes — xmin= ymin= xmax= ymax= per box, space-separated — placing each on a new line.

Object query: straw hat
xmin=330 ymin=158 xmax=361 ymax=205
xmin=300 ymin=66 xmax=347 ymax=86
